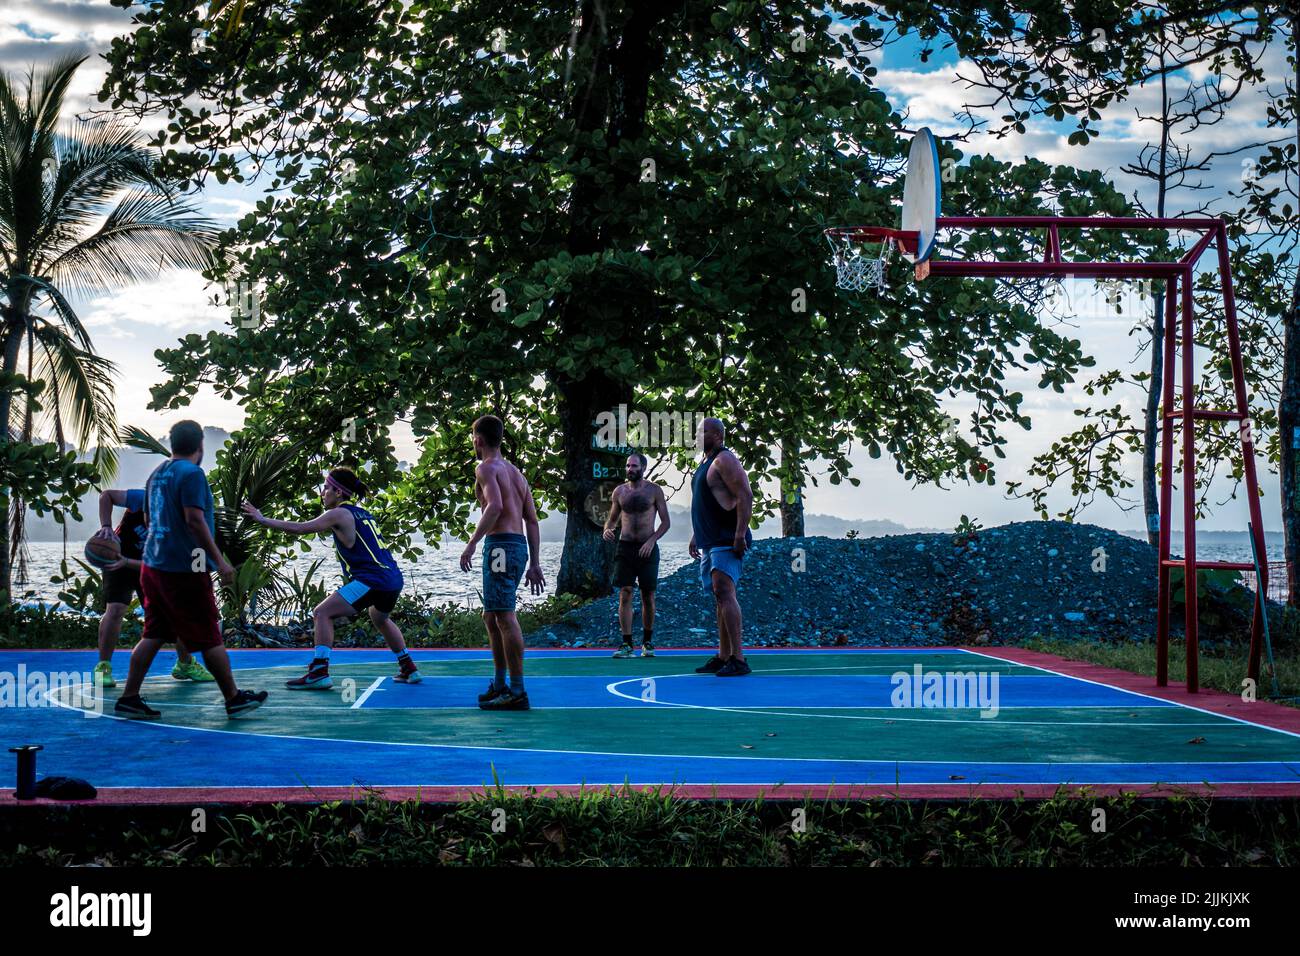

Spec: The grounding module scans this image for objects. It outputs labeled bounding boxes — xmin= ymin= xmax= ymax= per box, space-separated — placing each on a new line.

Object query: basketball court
xmin=5 ymin=133 xmax=1287 ymax=807
xmin=4 ymin=646 xmax=1299 ymax=804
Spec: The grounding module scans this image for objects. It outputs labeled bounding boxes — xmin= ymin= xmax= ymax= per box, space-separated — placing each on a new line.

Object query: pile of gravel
xmin=525 ymin=521 xmax=1183 ymax=649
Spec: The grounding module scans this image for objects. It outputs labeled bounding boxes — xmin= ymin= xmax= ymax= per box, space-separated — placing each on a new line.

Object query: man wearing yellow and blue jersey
xmin=242 ymin=467 xmax=420 ymax=689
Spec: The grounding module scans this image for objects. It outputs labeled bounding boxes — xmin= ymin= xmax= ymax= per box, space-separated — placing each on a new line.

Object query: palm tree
xmin=0 ymin=54 xmax=219 ymax=595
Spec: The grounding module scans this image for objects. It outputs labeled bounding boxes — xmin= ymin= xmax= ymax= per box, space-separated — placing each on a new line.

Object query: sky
xmin=3 ymin=1 xmax=1294 ymax=533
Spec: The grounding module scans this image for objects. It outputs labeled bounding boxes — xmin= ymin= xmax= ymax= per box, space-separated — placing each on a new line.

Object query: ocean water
xmin=12 ymin=539 xmax=694 ymax=611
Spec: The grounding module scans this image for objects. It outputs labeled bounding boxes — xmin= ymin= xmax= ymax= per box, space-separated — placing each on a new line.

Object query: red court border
xmin=3 ymin=645 xmax=1299 ymax=805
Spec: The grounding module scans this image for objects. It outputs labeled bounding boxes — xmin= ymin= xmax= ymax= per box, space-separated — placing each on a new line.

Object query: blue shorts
xmin=700 ymin=546 xmax=744 ymax=592
xmin=482 ymin=533 xmax=528 ymax=612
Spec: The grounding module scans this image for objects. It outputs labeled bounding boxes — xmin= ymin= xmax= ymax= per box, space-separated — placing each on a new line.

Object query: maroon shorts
xmin=140 ymin=565 xmax=223 ymax=651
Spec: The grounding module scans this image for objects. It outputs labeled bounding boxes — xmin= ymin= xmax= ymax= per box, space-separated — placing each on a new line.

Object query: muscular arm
xmin=97 ymin=489 xmax=129 ymax=529
xmin=719 ymin=454 xmax=753 ymax=547
xmin=184 ymin=506 xmax=230 ymax=572
xmin=522 ymin=481 xmax=543 ymax=569
xmin=522 ymin=477 xmax=546 ymax=594
xmin=649 ymin=485 xmax=671 ymax=543
xmin=254 ymin=510 xmax=344 ymax=536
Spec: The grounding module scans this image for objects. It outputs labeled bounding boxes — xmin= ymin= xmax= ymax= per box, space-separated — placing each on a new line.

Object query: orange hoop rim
xmin=824 ymin=226 xmax=920 ymax=255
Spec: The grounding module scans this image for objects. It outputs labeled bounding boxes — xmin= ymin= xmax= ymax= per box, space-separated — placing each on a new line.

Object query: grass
xmin=0 ymin=601 xmax=103 ymax=648
xmin=1024 ymin=637 xmax=1300 ymax=706
xmin=0 ymin=592 xmax=590 ymax=651
xmin=335 ymin=592 xmax=589 ymax=649
xmin=4 ymin=788 xmax=1299 ymax=866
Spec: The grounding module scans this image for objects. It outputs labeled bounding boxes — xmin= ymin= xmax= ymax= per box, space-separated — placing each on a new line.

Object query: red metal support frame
xmin=1180 ymin=267 xmax=1199 ymax=691
xmin=909 ymin=215 xmax=1267 ymax=693
xmin=1156 ymin=275 xmax=1178 ymax=687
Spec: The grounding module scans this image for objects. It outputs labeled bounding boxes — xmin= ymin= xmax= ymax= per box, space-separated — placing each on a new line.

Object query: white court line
xmin=959 ymin=646 xmax=1300 ymax=741
xmin=34 ymin=682 xmax=1300 ymax=771
xmin=352 ymin=677 xmax=385 ymax=709
xmin=600 ymin=673 xmax=1237 ymax=728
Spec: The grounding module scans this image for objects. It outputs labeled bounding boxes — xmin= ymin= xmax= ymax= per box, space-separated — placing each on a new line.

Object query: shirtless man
xmin=602 ymin=452 xmax=670 ymax=658
xmin=459 ymin=414 xmax=546 ymax=710
xmin=689 ymin=418 xmax=754 ymax=677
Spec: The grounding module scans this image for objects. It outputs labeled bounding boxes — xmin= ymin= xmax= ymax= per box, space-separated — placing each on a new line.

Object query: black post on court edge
xmin=9 ymin=745 xmax=42 ymax=800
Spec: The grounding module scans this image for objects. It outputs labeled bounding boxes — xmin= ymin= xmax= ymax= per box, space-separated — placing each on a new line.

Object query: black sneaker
xmin=480 ymin=688 xmax=530 ymax=711
xmin=478 ymin=680 xmax=504 ymax=703
xmin=695 ymin=656 xmax=726 ymax=674
xmin=114 ymin=694 xmax=161 ymax=720
xmin=225 ymin=689 xmax=268 ymax=718
xmin=716 ymin=657 xmax=752 ymax=677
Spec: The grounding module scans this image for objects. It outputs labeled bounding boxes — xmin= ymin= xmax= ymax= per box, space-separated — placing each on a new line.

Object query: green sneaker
xmin=640 ymin=645 xmax=655 ymax=658
xmin=611 ymin=644 xmax=635 ymax=659
xmin=172 ymin=658 xmax=215 ymax=682
xmin=93 ymin=660 xmax=116 ymax=689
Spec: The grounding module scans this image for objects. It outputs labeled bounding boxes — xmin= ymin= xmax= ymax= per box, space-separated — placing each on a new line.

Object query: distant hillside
xmin=535 ymin=505 xmax=921 ymax=542
xmin=25 ymin=427 xmax=231 ymax=541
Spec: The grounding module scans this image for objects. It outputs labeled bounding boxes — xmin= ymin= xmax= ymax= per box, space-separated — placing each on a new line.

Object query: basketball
xmin=84 ymin=534 xmax=122 ymax=569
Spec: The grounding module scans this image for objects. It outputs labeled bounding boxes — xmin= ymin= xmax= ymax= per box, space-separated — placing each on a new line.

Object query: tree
xmin=100 ymin=1 xmax=1130 ymax=597
xmin=855 ymin=1 xmax=1297 ymax=593
xmin=1009 ymin=21 xmax=1277 ymax=532
xmin=0 ymin=54 xmax=220 ymax=597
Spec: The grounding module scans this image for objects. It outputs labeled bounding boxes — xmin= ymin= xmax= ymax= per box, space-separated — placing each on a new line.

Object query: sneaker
xmin=694 ymin=656 xmax=726 ymax=674
xmin=93 ymin=661 xmax=116 ymax=689
xmin=286 ymin=661 xmax=332 ymax=690
xmin=172 ymin=658 xmax=215 ymax=682
xmin=716 ymin=656 xmax=752 ymax=677
xmin=394 ymin=655 xmax=422 ymax=684
xmin=640 ymin=645 xmax=655 ymax=658
xmin=114 ymin=694 xmax=160 ymax=720
xmin=480 ymin=688 xmax=530 ymax=711
xmin=226 ymin=689 xmax=268 ymax=718
xmin=612 ymin=644 xmax=635 ymax=659
xmin=478 ymin=680 xmax=504 ymax=703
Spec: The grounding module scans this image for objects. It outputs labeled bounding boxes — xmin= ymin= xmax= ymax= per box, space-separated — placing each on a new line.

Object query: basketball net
xmin=826 ymin=230 xmax=897 ymax=294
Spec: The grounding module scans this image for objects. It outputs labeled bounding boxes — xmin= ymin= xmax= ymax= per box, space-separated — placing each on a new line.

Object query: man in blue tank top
xmin=242 ymin=467 xmax=420 ymax=689
xmin=689 ymin=418 xmax=754 ymax=677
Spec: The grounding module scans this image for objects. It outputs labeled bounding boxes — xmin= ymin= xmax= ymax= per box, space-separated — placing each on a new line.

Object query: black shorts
xmin=103 ymin=565 xmax=142 ymax=607
xmin=612 ymin=540 xmax=659 ymax=592
xmin=337 ymin=580 xmax=401 ymax=615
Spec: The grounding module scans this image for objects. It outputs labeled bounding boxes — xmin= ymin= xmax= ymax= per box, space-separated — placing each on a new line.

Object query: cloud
xmin=77 ymin=270 xmax=228 ymax=338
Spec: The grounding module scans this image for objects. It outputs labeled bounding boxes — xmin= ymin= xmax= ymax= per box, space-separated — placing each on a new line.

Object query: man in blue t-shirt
xmin=113 ymin=420 xmax=268 ymax=720
xmin=91 ymin=487 xmax=213 ymax=687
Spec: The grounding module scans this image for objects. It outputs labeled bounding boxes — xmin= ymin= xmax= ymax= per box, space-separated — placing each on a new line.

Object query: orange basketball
xmin=84 ymin=534 xmax=122 ymax=569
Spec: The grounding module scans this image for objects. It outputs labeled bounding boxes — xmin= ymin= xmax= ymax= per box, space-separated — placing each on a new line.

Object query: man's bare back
xmin=475 ymin=457 xmax=531 ymax=534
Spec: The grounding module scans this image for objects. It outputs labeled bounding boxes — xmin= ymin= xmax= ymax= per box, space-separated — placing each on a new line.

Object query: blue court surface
xmin=3 ymin=647 xmax=1300 ymax=799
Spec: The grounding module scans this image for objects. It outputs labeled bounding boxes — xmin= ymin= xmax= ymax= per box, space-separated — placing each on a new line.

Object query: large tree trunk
xmin=551 ymin=1 xmax=681 ymax=596
xmin=0 ymin=310 xmax=26 ymax=598
xmin=780 ymin=439 xmax=805 ymax=536
xmin=1143 ymin=64 xmax=1171 ymax=547
xmin=555 ymin=372 xmax=630 ymax=596
xmin=1282 ymin=282 xmax=1300 ymax=606
xmin=1283 ymin=36 xmax=1300 ymax=606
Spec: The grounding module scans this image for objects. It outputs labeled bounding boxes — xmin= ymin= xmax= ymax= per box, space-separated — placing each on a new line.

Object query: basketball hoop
xmin=824 ymin=227 xmax=901 ymax=293
xmin=825 ymin=128 xmax=941 ymax=294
